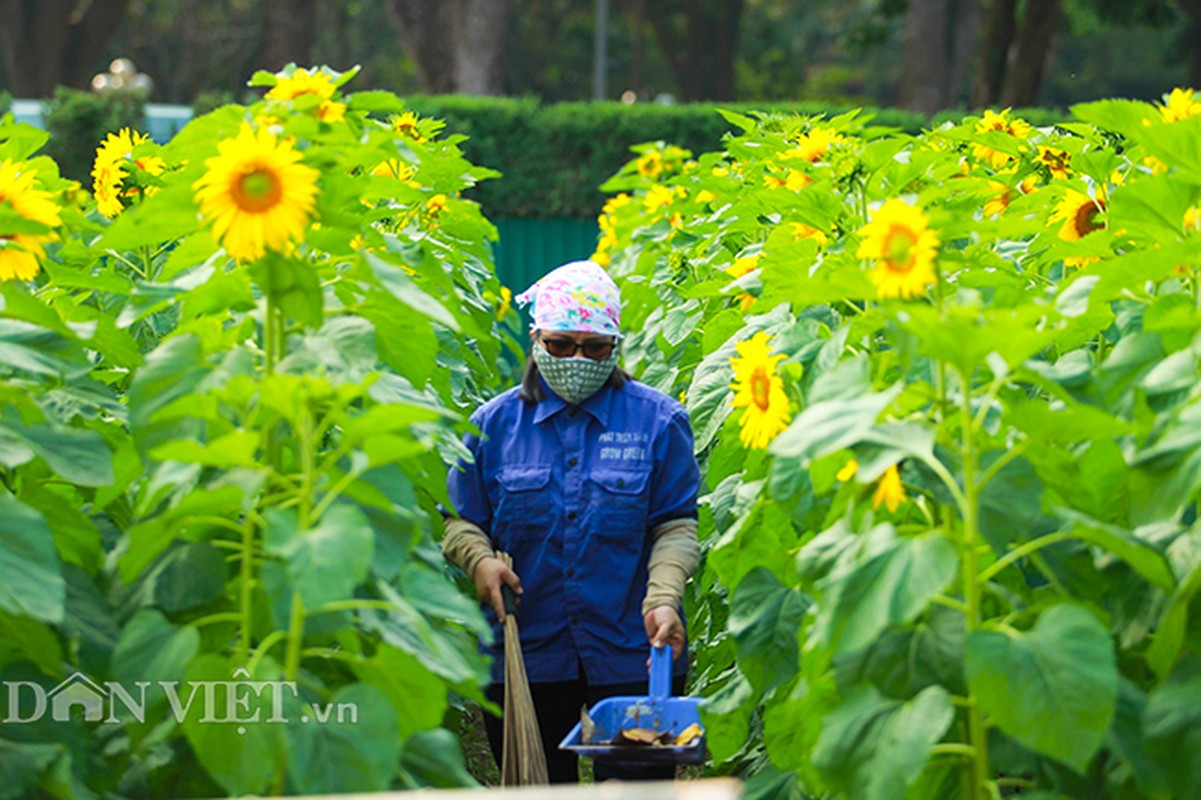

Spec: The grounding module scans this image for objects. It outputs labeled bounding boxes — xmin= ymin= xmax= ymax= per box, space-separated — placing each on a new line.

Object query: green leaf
xmin=119 ymin=483 xmax=246 ymax=582
xmin=966 ymin=604 xmax=1117 ymax=772
xmin=352 ymin=644 xmax=449 ymax=741
xmin=812 ymin=685 xmax=954 ymax=800
xmin=17 ymin=483 xmax=103 ymax=574
xmin=111 ymin=609 xmax=200 ymax=685
xmin=1051 ymin=508 xmax=1176 ymax=592
xmin=0 ymin=611 xmax=63 ymax=677
xmin=0 ymin=422 xmax=114 ymax=487
xmin=1147 ymin=554 xmax=1201 ymax=678
xmin=0 ymin=739 xmax=63 ymax=800
xmin=397 ymin=728 xmax=479 ymax=789
xmin=813 ymin=534 xmax=957 ymax=657
xmin=285 ymin=683 xmax=402 ymax=794
xmin=263 ymin=505 xmax=374 ymax=609
xmin=729 ymin=568 xmax=809 ymax=692
xmin=250 ymin=254 xmax=323 ymax=329
xmin=0 ymin=496 xmax=64 ymax=624
xmin=363 ymin=252 xmax=459 ymax=331
xmin=149 ymin=430 xmax=261 ymax=468
xmin=182 ymin=654 xmax=287 ymax=796
xmin=770 ymin=385 xmax=902 ymax=465
xmin=1144 ymin=658 xmax=1201 ymax=798
xmin=152 ymin=543 xmax=229 ymax=613
xmin=698 ymin=670 xmax=755 ymax=764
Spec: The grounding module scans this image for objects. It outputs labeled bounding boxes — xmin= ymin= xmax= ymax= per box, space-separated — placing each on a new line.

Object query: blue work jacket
xmin=447 ymin=375 xmax=701 ymax=686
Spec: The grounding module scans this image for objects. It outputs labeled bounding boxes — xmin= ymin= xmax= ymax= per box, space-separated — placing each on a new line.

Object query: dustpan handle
xmin=649 ymin=645 xmax=671 ymax=700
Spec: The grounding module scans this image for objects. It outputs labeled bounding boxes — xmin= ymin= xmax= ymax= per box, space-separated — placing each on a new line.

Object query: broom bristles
xmin=499 ymin=552 xmax=550 ymax=786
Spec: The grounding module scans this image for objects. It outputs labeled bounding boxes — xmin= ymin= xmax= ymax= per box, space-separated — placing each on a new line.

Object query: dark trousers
xmin=484 ymin=669 xmax=687 ymax=784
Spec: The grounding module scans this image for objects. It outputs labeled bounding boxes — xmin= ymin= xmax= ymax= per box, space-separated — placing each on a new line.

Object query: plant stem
xmin=237 ymin=520 xmax=255 ymax=663
xmin=958 ymin=367 xmax=991 ymax=799
xmin=263 ymin=292 xmax=282 ymax=474
xmin=978 ymin=531 xmax=1074 ymax=584
xmin=284 ymin=590 xmax=305 ymax=683
xmin=309 ymin=598 xmax=396 ymax=617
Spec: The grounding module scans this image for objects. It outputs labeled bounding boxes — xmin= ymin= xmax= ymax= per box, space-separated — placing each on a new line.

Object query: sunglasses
xmin=538 ymin=335 xmax=616 ymax=360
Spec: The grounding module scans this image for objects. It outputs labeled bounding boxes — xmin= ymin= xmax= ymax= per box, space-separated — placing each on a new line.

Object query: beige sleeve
xmin=441 ymin=517 xmax=496 ymax=579
xmin=641 ymin=517 xmax=701 ymax=616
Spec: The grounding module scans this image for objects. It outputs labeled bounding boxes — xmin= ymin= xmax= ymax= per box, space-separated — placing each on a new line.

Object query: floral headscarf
xmin=514 ymin=259 xmax=622 ymax=337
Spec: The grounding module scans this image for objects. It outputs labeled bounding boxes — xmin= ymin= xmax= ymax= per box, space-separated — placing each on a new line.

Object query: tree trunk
xmin=644 ymin=0 xmax=743 ymax=101
xmin=0 ymin=0 xmax=131 ymax=96
xmin=258 ymin=0 xmax=319 ymax=72
xmin=899 ymin=0 xmax=951 ymax=114
xmin=971 ymin=0 xmax=1017 ymax=107
xmin=1177 ymin=0 xmax=1201 ymax=88
xmin=999 ymin=0 xmax=1062 ymax=107
xmin=452 ymin=0 xmax=511 ymax=95
xmin=385 ymin=0 xmax=510 ymax=95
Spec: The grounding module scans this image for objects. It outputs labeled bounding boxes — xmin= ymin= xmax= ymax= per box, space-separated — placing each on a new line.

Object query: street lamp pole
xmin=593 ymin=0 xmax=609 ymax=101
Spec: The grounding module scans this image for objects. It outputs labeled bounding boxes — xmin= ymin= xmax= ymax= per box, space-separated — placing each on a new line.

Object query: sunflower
xmin=973 ymin=109 xmax=1031 ymax=168
xmin=729 ymin=331 xmax=791 ymax=449
xmin=871 ymin=465 xmax=906 ymax=512
xmin=789 ymin=127 xmax=845 ymax=163
xmin=193 ymin=123 xmax=320 ymax=261
xmin=726 ymin=254 xmax=761 ymax=311
xmin=92 ymin=128 xmax=167 ymax=218
xmin=983 ymin=180 xmax=1014 ymax=218
xmin=637 ymin=150 xmax=664 ymax=179
xmin=789 ymin=222 xmax=828 ymax=247
xmin=1050 ymin=189 xmax=1105 ymax=242
xmin=391 ymin=111 xmax=427 ymax=143
xmin=0 ymin=160 xmax=61 ymax=281
xmin=496 ymin=285 xmax=513 ymax=319
xmin=426 ymin=193 xmax=449 ymax=217
xmin=1185 ymin=206 xmax=1201 ymax=234
xmin=1036 ymin=146 xmax=1072 ymax=179
xmin=643 ymin=184 xmax=677 ymax=212
xmin=265 ymin=68 xmax=345 ymax=122
xmin=856 ymin=199 xmax=940 ymax=300
xmin=836 ymin=459 xmax=859 ymax=482
xmin=1158 ymin=87 xmax=1201 ymax=123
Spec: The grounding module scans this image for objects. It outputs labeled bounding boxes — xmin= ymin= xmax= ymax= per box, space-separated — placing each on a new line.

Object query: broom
xmin=497 ymin=550 xmax=549 ymax=785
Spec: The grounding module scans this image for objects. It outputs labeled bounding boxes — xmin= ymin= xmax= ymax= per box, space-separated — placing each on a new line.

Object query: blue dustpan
xmin=559 ymin=645 xmax=705 ymax=765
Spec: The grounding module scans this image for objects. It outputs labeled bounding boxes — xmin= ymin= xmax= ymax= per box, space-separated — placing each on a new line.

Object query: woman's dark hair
xmin=519 ymin=349 xmax=633 ymax=403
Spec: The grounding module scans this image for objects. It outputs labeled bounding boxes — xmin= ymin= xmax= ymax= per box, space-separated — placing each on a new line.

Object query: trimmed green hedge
xmin=402 ymin=96 xmax=1067 ymax=220
xmin=42 ymin=88 xmax=144 ymax=184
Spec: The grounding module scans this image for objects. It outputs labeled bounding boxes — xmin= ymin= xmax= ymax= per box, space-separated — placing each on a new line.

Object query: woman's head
xmin=515 ymin=259 xmax=622 ymax=338
xmin=515 ymin=260 xmax=630 ymax=403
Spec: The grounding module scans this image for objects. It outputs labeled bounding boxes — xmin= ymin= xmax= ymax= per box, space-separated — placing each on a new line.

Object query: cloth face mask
xmin=532 ymin=344 xmax=619 ymax=405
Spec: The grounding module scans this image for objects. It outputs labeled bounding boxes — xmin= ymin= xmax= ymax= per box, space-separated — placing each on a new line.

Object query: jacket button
xmin=567 ymin=567 xmax=575 ymax=577
xmin=616 ymin=478 xmax=625 ymax=488
xmin=567 ymin=511 xmax=577 ymax=520
xmin=568 ymin=458 xmax=578 ymax=467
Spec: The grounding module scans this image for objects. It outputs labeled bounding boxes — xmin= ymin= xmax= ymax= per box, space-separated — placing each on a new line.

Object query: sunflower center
xmin=1074 ymin=202 xmax=1103 ymax=237
xmin=750 ymin=367 xmax=772 ymax=411
xmin=882 ymin=225 xmax=918 ymax=273
xmin=234 ymin=168 xmax=283 ymax=213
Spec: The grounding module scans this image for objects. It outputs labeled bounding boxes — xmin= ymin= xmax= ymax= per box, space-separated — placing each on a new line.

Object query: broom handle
xmin=649 ymin=644 xmax=671 ymax=700
xmin=501 ymin=583 xmax=519 ymax=619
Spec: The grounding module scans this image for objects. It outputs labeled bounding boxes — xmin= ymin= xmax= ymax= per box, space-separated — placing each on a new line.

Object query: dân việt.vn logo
xmin=2 ymin=668 xmax=357 ymax=732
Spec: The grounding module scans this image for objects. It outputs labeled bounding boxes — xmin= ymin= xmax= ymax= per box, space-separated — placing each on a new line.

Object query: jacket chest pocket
xmin=588 ymin=467 xmax=651 ymax=538
xmin=494 ymin=465 xmax=554 ymax=541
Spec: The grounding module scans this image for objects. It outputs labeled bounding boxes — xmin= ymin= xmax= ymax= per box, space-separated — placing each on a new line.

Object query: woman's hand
xmin=643 ymin=605 xmax=686 ymax=660
xmin=473 ymin=556 xmax=523 ymax=622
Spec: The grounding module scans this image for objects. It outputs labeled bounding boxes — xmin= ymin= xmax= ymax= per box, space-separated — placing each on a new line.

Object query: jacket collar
xmin=533 ymin=374 xmax=613 ymax=427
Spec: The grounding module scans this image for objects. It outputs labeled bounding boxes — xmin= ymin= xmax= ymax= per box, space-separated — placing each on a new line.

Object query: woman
xmin=442 ymin=260 xmax=701 ymax=783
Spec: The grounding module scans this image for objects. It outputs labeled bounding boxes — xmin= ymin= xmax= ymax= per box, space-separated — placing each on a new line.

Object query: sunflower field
xmin=0 ymin=66 xmax=518 ymax=796
xmin=590 ymin=89 xmax=1201 ymax=800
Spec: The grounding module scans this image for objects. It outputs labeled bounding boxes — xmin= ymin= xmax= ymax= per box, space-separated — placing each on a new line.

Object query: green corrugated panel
xmin=493 ymin=218 xmax=599 ymax=296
